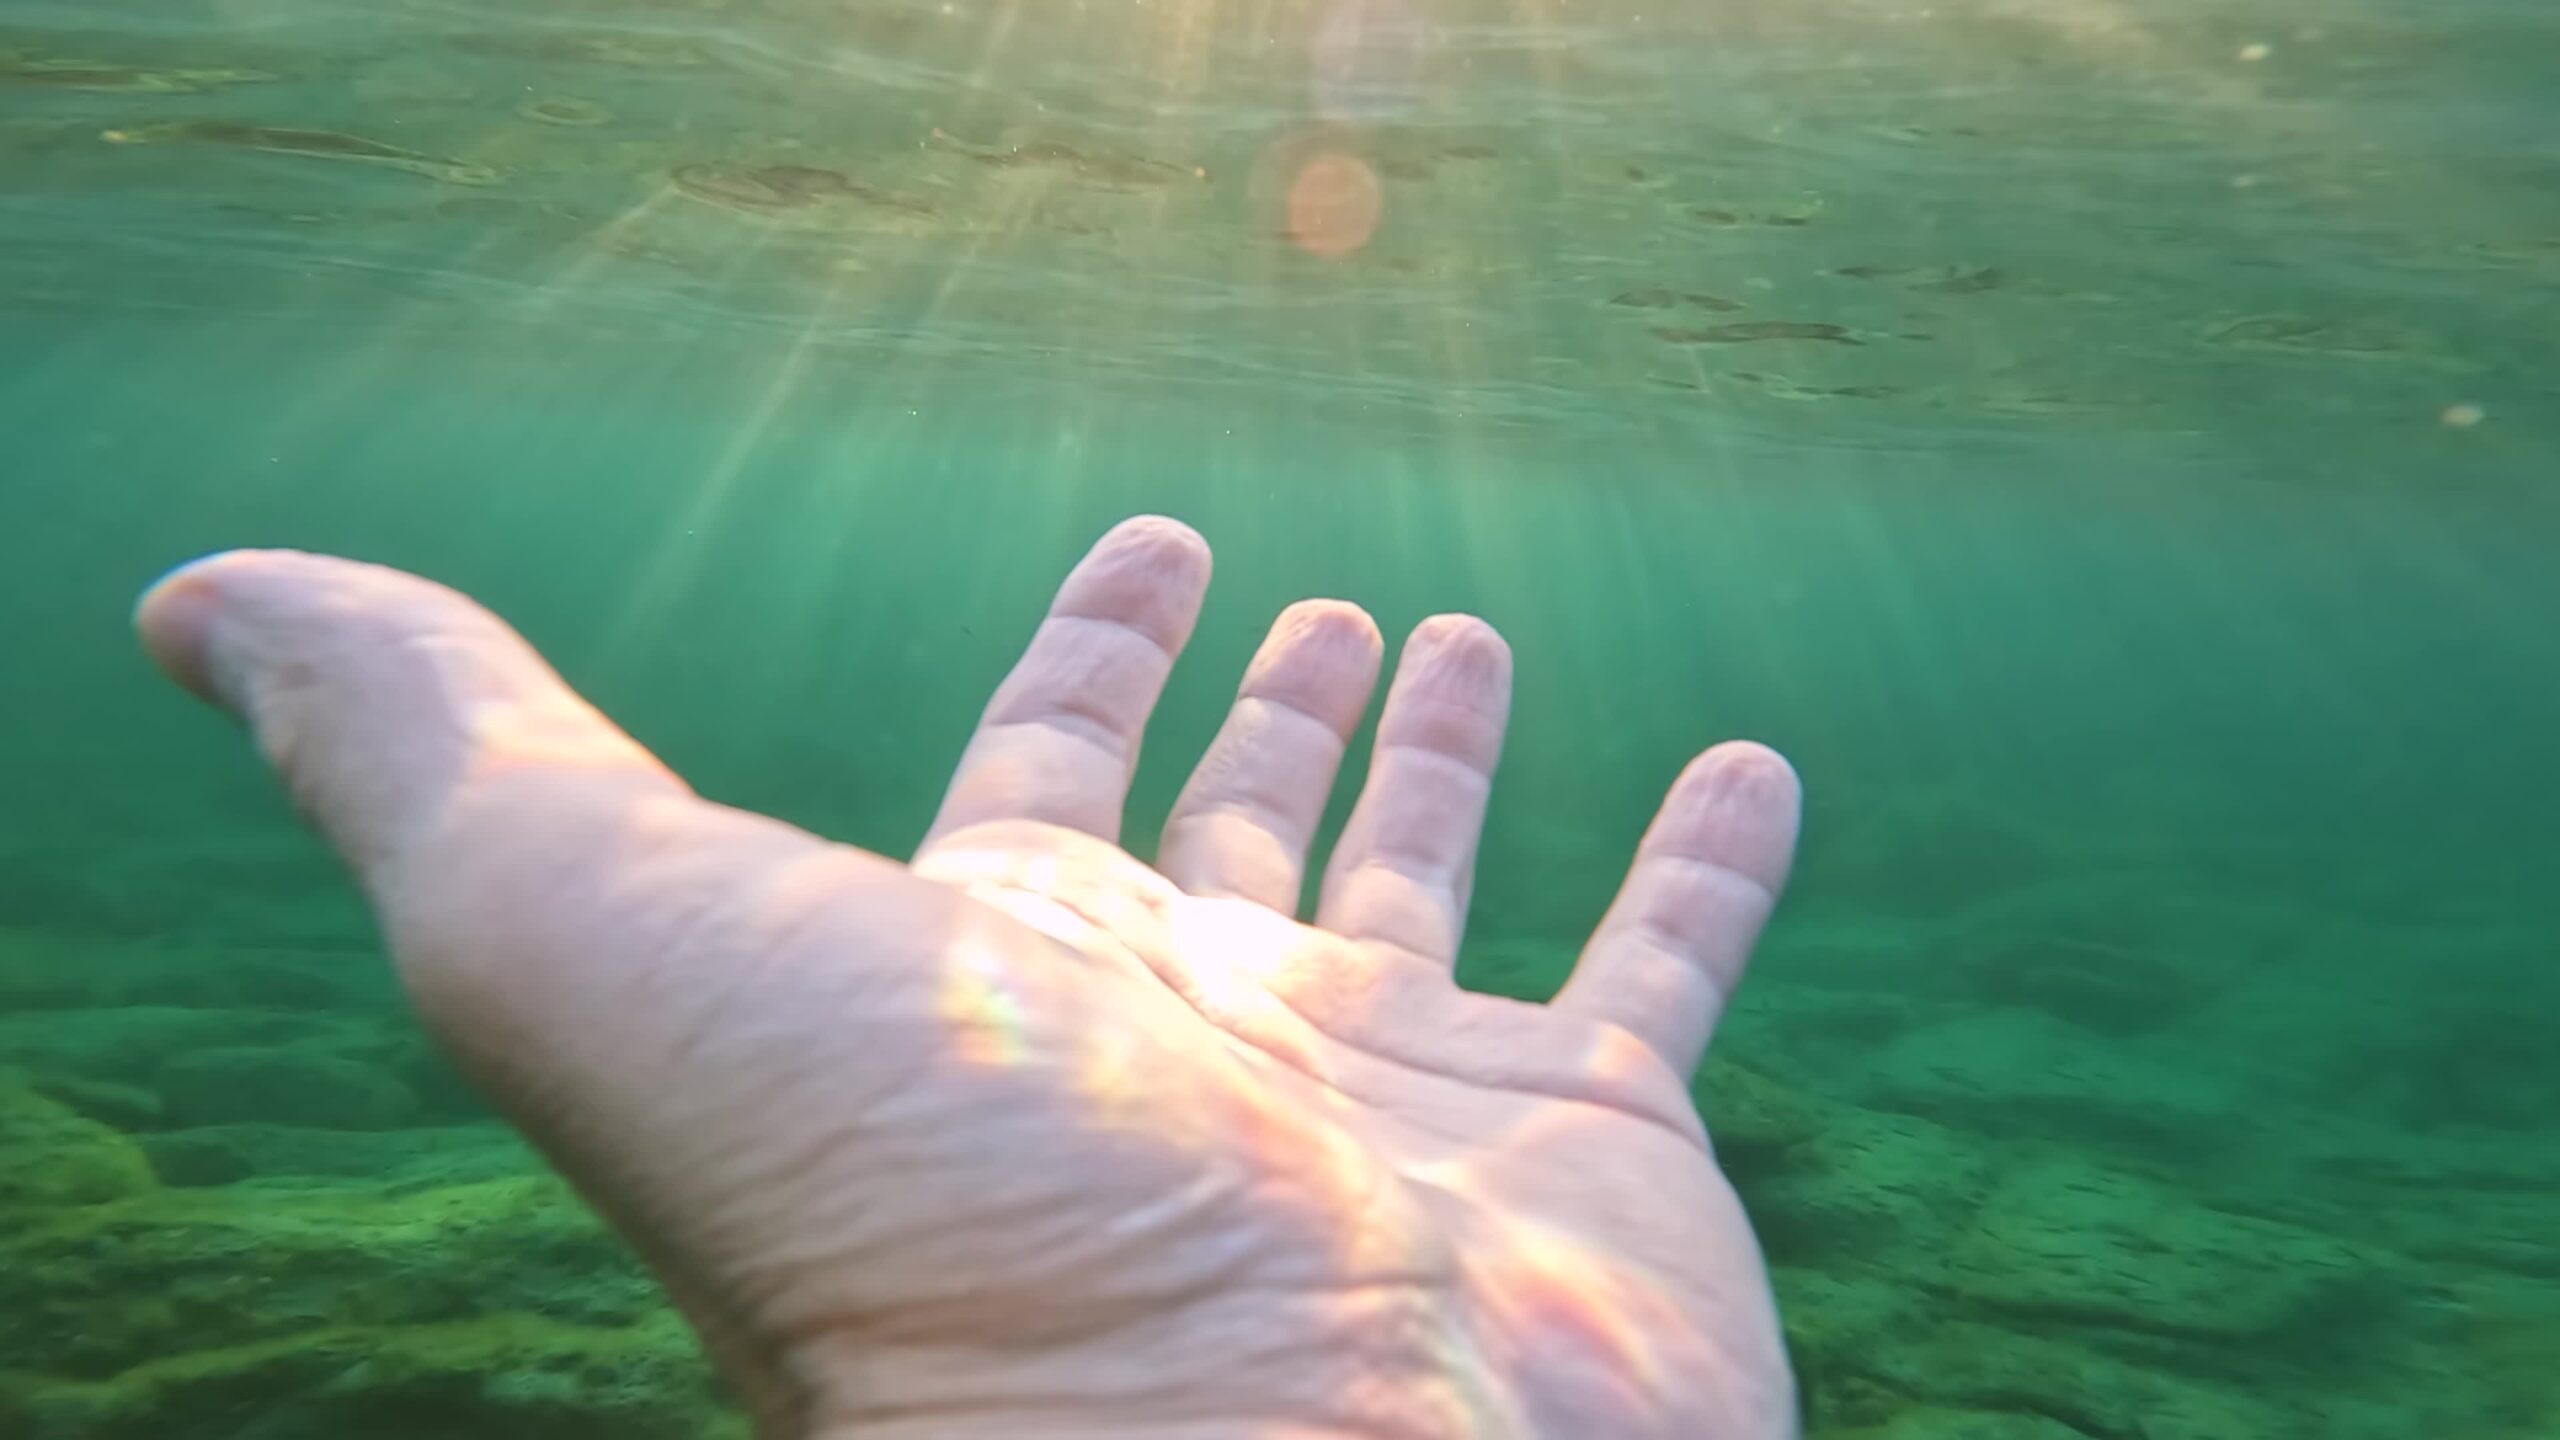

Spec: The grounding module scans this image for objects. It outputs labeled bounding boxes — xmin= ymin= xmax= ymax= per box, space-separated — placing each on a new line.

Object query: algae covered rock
xmin=1941 ymin=1155 xmax=2392 ymax=1342
xmin=0 ymin=1080 xmax=154 ymax=1209
xmin=139 ymin=1129 xmax=259 ymax=1188
xmin=30 ymin=1072 xmax=164 ymax=1130
xmin=3 ymin=1311 xmax=740 ymax=1440
xmin=0 ymin=1005 xmax=351 ymax=1092
xmin=0 ymin=1164 xmax=730 ymax=1439
xmin=157 ymin=1046 xmax=419 ymax=1131
xmin=140 ymin=1121 xmax=526 ymax=1191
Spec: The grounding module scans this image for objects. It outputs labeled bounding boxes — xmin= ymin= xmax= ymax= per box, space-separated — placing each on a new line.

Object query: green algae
xmin=0 ymin=1083 xmax=152 ymax=1209
xmin=2 ymin=1313 xmax=736 ymax=1440
xmin=0 ymin=1141 xmax=731 ymax=1440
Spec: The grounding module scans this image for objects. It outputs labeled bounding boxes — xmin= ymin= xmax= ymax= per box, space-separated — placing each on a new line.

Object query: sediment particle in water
xmin=517 ymin=96 xmax=610 ymax=127
xmin=1653 ymin=321 xmax=1860 ymax=345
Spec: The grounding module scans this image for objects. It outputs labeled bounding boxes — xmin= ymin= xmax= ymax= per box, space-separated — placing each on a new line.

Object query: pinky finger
xmin=1551 ymin=742 xmax=1801 ymax=1076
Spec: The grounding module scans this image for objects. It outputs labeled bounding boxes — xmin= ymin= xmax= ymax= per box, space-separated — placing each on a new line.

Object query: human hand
xmin=136 ymin=516 xmax=1803 ymax=1440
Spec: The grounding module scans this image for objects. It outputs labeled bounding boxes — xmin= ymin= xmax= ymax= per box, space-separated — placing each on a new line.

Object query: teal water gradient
xmin=4 ymin=0 xmax=2557 ymax=1434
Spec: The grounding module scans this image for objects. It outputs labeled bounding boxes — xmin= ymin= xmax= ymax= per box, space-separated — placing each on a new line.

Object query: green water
xmin=3 ymin=0 xmax=2556 ymax=1435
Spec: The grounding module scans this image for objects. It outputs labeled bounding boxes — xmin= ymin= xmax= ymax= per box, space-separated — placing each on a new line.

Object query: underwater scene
xmin=3 ymin=0 xmax=2557 ymax=1435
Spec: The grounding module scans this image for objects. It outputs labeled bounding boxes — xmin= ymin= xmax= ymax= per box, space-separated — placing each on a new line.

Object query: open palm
xmin=138 ymin=516 xmax=1803 ymax=1440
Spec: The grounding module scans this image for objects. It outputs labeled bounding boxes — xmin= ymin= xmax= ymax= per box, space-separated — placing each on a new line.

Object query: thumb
xmin=136 ymin=550 xmax=685 ymax=881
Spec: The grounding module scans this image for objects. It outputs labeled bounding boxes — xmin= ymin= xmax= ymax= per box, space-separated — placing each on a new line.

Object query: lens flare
xmin=1286 ymin=151 xmax=1383 ymax=259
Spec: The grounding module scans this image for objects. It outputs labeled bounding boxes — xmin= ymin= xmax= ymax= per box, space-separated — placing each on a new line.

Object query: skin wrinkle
xmin=812 ymin=1281 xmax=1490 ymax=1440
xmin=962 ymin=861 xmax=1707 ymax=1156
xmin=1585 ymin=856 xmax=1778 ymax=1031
xmin=1631 ymin=851 xmax=1781 ymax=914
xmin=1599 ymin=920 xmax=1725 ymax=1033
xmin=792 ymin=1260 xmax=1463 ymax=1375
xmin=1038 ymin=611 xmax=1187 ymax=676
xmin=1171 ymin=797 xmax=1301 ymax=854
xmin=1342 ymin=817 xmax=1481 ymax=888
xmin=1320 ymin=855 xmax=1464 ymax=937
xmin=944 ymin=869 xmax=1495 ymax=1159
xmin=646 ymin=855 xmax=859 ymax=1077
xmin=1367 ymin=738 xmax=1499 ymax=794
xmin=976 ymin=707 xmax=1133 ymax=769
xmin=1053 ymin=583 xmax=1202 ymax=656
xmin=823 ymin=1388 xmax=1449 ymax=1440
xmin=1245 ymin=674 xmax=1371 ymax=737
xmin=1185 ymin=697 xmax=1352 ymax=805
xmin=1377 ymin=683 xmax=1507 ymax=763
xmin=791 ymin=1236 xmax=1476 ymax=1433
xmin=1336 ymin=747 xmax=1495 ymax=872
xmin=1245 ymin=973 xmax=1709 ymax=1156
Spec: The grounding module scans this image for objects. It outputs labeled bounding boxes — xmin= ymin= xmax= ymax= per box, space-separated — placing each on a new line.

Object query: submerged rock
xmin=0 ymin=1083 xmax=154 ymax=1209
xmin=156 ymin=1048 xmax=418 ymax=1132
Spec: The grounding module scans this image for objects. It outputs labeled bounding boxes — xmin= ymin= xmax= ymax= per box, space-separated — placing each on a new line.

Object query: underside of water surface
xmin=2 ymin=0 xmax=2556 ymax=1436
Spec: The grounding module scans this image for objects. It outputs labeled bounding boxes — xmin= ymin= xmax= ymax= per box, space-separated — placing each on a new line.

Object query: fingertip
xmin=1099 ymin=514 xmax=1213 ymax=581
xmin=1684 ymin=740 xmax=1803 ymax=813
xmin=1659 ymin=740 xmax=1803 ymax=896
xmin=1409 ymin=612 xmax=1509 ymax=657
xmin=1244 ymin=600 xmax=1385 ymax=738
xmin=1396 ymin=614 xmax=1513 ymax=694
xmin=134 ymin=550 xmax=264 ymax=708
xmin=1056 ymin=516 xmax=1215 ymax=652
xmin=1398 ymin=614 xmax=1513 ymax=699
xmin=1264 ymin=599 xmax=1385 ymax=670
